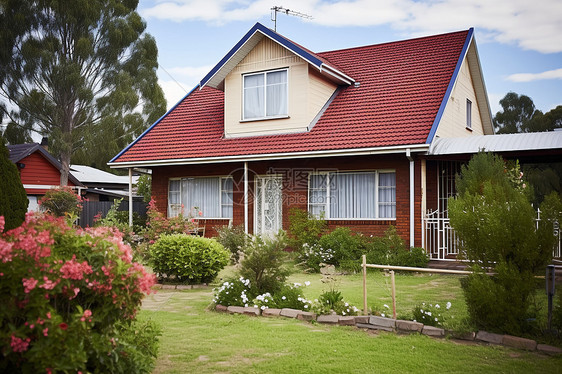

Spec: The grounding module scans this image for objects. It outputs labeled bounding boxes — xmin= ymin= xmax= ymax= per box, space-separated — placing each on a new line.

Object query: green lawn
xmin=141 ymin=269 xmax=562 ymax=373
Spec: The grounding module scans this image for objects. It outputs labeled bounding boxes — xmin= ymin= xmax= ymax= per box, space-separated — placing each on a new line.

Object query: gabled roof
xmin=200 ymin=22 xmax=354 ymax=90
xmin=8 ymin=143 xmax=83 ymax=186
xmin=70 ymin=164 xmax=139 ymax=187
xmin=110 ymin=28 xmax=473 ymax=167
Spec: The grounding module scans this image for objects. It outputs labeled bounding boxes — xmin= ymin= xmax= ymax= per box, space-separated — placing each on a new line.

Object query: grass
xmin=141 ymin=266 xmax=562 ymax=373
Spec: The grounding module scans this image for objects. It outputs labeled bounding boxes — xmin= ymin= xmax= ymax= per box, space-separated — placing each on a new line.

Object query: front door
xmin=254 ymin=175 xmax=282 ymax=235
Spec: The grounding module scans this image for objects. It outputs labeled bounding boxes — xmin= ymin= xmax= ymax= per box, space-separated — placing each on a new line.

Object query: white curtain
xmin=378 ymin=173 xmax=396 ymax=218
xmin=266 ymin=70 xmax=287 ymax=116
xmin=331 ymin=173 xmax=376 ymax=218
xmin=309 ymin=174 xmax=328 ymax=217
xmin=181 ymin=177 xmax=220 ymax=218
xmin=168 ymin=180 xmax=182 ymax=217
xmin=243 ymin=74 xmax=264 ymax=119
xmin=221 ymin=178 xmax=233 ymax=218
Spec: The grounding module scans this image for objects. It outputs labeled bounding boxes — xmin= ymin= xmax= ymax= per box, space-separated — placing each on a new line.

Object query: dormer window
xmin=243 ymin=69 xmax=288 ymax=120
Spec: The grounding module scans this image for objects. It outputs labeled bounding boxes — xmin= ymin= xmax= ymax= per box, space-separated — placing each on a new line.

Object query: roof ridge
xmin=318 ymin=29 xmax=471 ymax=55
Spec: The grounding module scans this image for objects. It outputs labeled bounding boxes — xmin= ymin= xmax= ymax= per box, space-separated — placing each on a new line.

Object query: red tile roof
xmin=112 ymin=29 xmax=470 ymax=165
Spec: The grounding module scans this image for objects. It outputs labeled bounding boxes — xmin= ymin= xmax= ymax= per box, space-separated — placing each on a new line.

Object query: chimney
xmin=40 ymin=137 xmax=48 ymax=151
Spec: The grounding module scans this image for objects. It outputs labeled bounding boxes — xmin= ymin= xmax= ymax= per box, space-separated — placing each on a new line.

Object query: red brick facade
xmin=151 ymin=153 xmax=430 ymax=248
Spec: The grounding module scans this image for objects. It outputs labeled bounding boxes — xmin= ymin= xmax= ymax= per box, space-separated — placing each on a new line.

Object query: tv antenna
xmin=271 ymin=6 xmax=312 ymax=32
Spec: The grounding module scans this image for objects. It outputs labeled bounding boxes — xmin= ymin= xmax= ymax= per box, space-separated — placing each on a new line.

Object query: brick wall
xmin=150 ymin=154 xmax=430 ymax=247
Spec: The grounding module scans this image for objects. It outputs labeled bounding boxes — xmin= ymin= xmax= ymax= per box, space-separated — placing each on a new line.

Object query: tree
xmin=0 ymin=137 xmax=29 ymax=231
xmin=0 ymin=122 xmax=32 ymax=145
xmin=0 ymin=0 xmax=166 ymax=180
xmin=493 ymin=92 xmax=537 ymax=134
xmin=136 ymin=174 xmax=152 ymax=203
xmin=448 ymin=152 xmax=558 ymax=334
xmin=493 ymin=92 xmax=562 ymax=134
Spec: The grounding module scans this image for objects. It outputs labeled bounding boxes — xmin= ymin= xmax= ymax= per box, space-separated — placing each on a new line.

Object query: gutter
xmin=109 ymin=143 xmax=430 ymax=169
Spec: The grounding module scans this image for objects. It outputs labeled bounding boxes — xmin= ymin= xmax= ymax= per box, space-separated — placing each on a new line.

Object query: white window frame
xmin=242 ymin=68 xmax=289 ymax=121
xmin=307 ymin=170 xmax=396 ymax=220
xmin=466 ymin=99 xmax=472 ymax=130
xmin=167 ymin=176 xmax=234 ymax=219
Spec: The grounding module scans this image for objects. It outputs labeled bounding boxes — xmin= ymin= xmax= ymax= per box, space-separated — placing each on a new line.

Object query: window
xmin=466 ymin=99 xmax=472 ymax=129
xmin=168 ymin=177 xmax=233 ymax=218
xmin=243 ymin=69 xmax=288 ymax=120
xmin=308 ymin=171 xmax=396 ymax=219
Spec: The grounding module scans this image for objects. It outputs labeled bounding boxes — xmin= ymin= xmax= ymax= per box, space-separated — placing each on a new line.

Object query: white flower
xmin=427 ymin=311 xmax=432 ymax=316
xmin=293 ymin=282 xmax=302 ymax=287
xmin=304 ymin=281 xmax=311 ymax=286
xmin=446 ymin=302 xmax=452 ymax=310
xmin=260 ymin=306 xmax=266 ymax=310
xmin=282 ymin=296 xmax=286 ymax=300
xmin=342 ymin=311 xmax=346 ymax=315
xmin=435 ymin=304 xmax=440 ymax=309
xmin=381 ymin=313 xmax=385 ymax=317
xmin=435 ymin=318 xmax=438 ymax=322
xmin=304 ymin=305 xmax=308 ymax=309
xmin=420 ymin=309 xmax=424 ymax=313
xmin=383 ymin=304 xmax=389 ymax=309
xmin=344 ymin=302 xmax=349 ymax=307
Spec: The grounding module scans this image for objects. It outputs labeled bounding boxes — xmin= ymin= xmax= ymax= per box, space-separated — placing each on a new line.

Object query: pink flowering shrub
xmin=39 ymin=186 xmax=84 ymax=222
xmin=0 ymin=213 xmax=160 ymax=373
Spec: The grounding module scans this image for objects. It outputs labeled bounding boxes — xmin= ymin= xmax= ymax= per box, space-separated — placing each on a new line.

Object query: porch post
xmin=421 ymin=159 xmax=426 ymax=249
xmin=128 ymin=168 xmax=133 ymax=228
xmin=406 ymin=149 xmax=415 ymax=247
xmin=244 ymin=162 xmax=249 ymax=235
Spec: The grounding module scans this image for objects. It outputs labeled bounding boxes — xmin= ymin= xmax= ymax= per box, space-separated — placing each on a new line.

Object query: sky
xmin=138 ymin=0 xmax=562 ymax=117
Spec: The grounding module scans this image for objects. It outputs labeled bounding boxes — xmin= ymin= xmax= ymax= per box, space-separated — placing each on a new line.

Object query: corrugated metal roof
xmin=70 ymin=165 xmax=139 ymax=185
xmin=429 ymin=131 xmax=562 ymax=155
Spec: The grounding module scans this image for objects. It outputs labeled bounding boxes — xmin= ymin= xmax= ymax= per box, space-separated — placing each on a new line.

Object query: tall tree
xmin=0 ymin=136 xmax=29 ymax=231
xmin=493 ymin=92 xmax=536 ymax=134
xmin=0 ymin=0 xmax=166 ymax=181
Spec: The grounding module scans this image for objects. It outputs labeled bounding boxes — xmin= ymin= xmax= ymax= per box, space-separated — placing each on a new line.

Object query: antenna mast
xmin=271 ymin=6 xmax=312 ymax=32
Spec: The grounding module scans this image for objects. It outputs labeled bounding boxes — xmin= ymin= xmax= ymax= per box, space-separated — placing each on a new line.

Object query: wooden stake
xmin=390 ymin=270 xmax=397 ymax=319
xmin=362 ymin=255 xmax=367 ymax=315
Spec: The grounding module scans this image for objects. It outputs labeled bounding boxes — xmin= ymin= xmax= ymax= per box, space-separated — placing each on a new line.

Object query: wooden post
xmin=390 ymin=270 xmax=397 ymax=319
xmin=362 ymin=255 xmax=368 ymax=315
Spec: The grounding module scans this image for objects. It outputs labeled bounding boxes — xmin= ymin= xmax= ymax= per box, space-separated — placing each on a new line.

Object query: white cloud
xmin=158 ymin=79 xmax=192 ymax=110
xmin=141 ymin=0 xmax=562 ymax=53
xmin=157 ymin=65 xmax=213 ymax=108
xmin=506 ymin=68 xmax=562 ymax=82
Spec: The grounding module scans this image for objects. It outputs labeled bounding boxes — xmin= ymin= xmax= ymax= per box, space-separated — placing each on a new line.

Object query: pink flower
xmin=81 ymin=309 xmax=92 ymax=322
xmin=10 ymin=335 xmax=31 ymax=353
xmin=0 ymin=240 xmax=14 ymax=263
xmin=60 ymin=255 xmax=93 ymax=280
xmin=23 ymin=277 xmax=38 ymax=293
xmin=43 ymin=328 xmax=49 ymax=336
xmin=59 ymin=323 xmax=68 ymax=330
xmin=46 ymin=312 xmax=51 ymax=319
xmin=39 ymin=277 xmax=59 ymax=290
xmin=0 ymin=216 xmax=4 ymax=231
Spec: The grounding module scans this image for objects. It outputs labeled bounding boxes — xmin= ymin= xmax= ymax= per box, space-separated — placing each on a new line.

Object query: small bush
xmin=39 ymin=186 xmax=83 ymax=221
xmin=215 ymin=224 xmax=248 ymax=263
xmin=312 ymin=289 xmax=359 ymax=316
xmin=213 ymin=277 xmax=252 ymax=307
xmin=318 ymin=227 xmax=365 ymax=271
xmin=150 ymin=234 xmax=230 ymax=284
xmin=238 ymin=232 xmax=289 ymax=295
xmin=288 ymin=208 xmax=327 ymax=250
xmin=253 ymin=283 xmax=313 ymax=311
xmin=412 ymin=302 xmax=451 ymax=327
xmin=296 ymin=242 xmax=336 ymax=272
xmin=365 ymin=226 xmax=429 ymax=268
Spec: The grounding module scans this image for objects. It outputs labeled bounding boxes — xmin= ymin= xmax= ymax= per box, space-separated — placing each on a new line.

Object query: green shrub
xmin=0 ymin=212 xmax=158 ymax=373
xmin=364 ymin=226 xmax=428 ymax=268
xmin=150 ymin=234 xmax=230 ymax=284
xmin=288 ymin=208 xmax=327 ymax=250
xmin=252 ymin=283 xmax=313 ymax=311
xmin=0 ymin=140 xmax=28 ymax=231
xmin=312 ymin=289 xmax=359 ymax=316
xmin=412 ymin=302 xmax=451 ymax=327
xmin=215 ymin=224 xmax=248 ymax=263
xmin=318 ymin=227 xmax=365 ymax=271
xmin=296 ymin=242 xmax=336 ymax=272
xmin=39 ymin=186 xmax=83 ymax=222
xmin=449 ymin=153 xmax=557 ymax=335
xmin=213 ymin=277 xmax=252 ymax=307
xmin=239 ymin=232 xmax=289 ymax=295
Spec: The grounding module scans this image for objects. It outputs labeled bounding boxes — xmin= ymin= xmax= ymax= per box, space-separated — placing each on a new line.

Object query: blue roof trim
xmin=425 ymin=28 xmax=473 ymax=144
xmin=109 ymin=85 xmax=199 ymax=164
xmin=199 ymin=22 xmax=324 ymax=88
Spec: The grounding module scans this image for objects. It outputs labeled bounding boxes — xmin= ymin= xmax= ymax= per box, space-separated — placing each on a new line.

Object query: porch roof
xmin=428 ymin=131 xmax=562 ymax=155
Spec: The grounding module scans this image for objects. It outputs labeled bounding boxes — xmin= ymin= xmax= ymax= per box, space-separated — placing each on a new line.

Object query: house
xmin=8 ymin=143 xmax=84 ymax=211
xmin=108 ymin=22 xmax=561 ymax=258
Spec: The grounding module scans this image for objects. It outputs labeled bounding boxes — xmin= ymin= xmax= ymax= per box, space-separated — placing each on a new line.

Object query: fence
xmin=424 ymin=209 xmax=562 ymax=260
xmin=79 ymin=200 xmax=147 ymax=228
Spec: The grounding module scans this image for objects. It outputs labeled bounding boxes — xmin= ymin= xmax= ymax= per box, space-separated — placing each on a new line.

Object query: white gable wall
xmin=223 ymin=37 xmax=338 ymax=138
xmin=435 ymin=55 xmax=485 ymax=138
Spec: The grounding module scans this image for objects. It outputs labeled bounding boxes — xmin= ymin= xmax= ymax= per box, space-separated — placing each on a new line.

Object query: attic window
xmin=466 ymin=99 xmax=472 ymax=130
xmin=243 ymin=69 xmax=288 ymax=120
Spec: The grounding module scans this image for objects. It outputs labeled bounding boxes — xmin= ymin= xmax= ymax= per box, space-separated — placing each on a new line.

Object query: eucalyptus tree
xmin=0 ymin=0 xmax=166 ymax=180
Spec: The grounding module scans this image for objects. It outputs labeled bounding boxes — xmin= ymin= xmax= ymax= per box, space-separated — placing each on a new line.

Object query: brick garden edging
xmin=215 ymin=305 xmax=562 ymax=355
